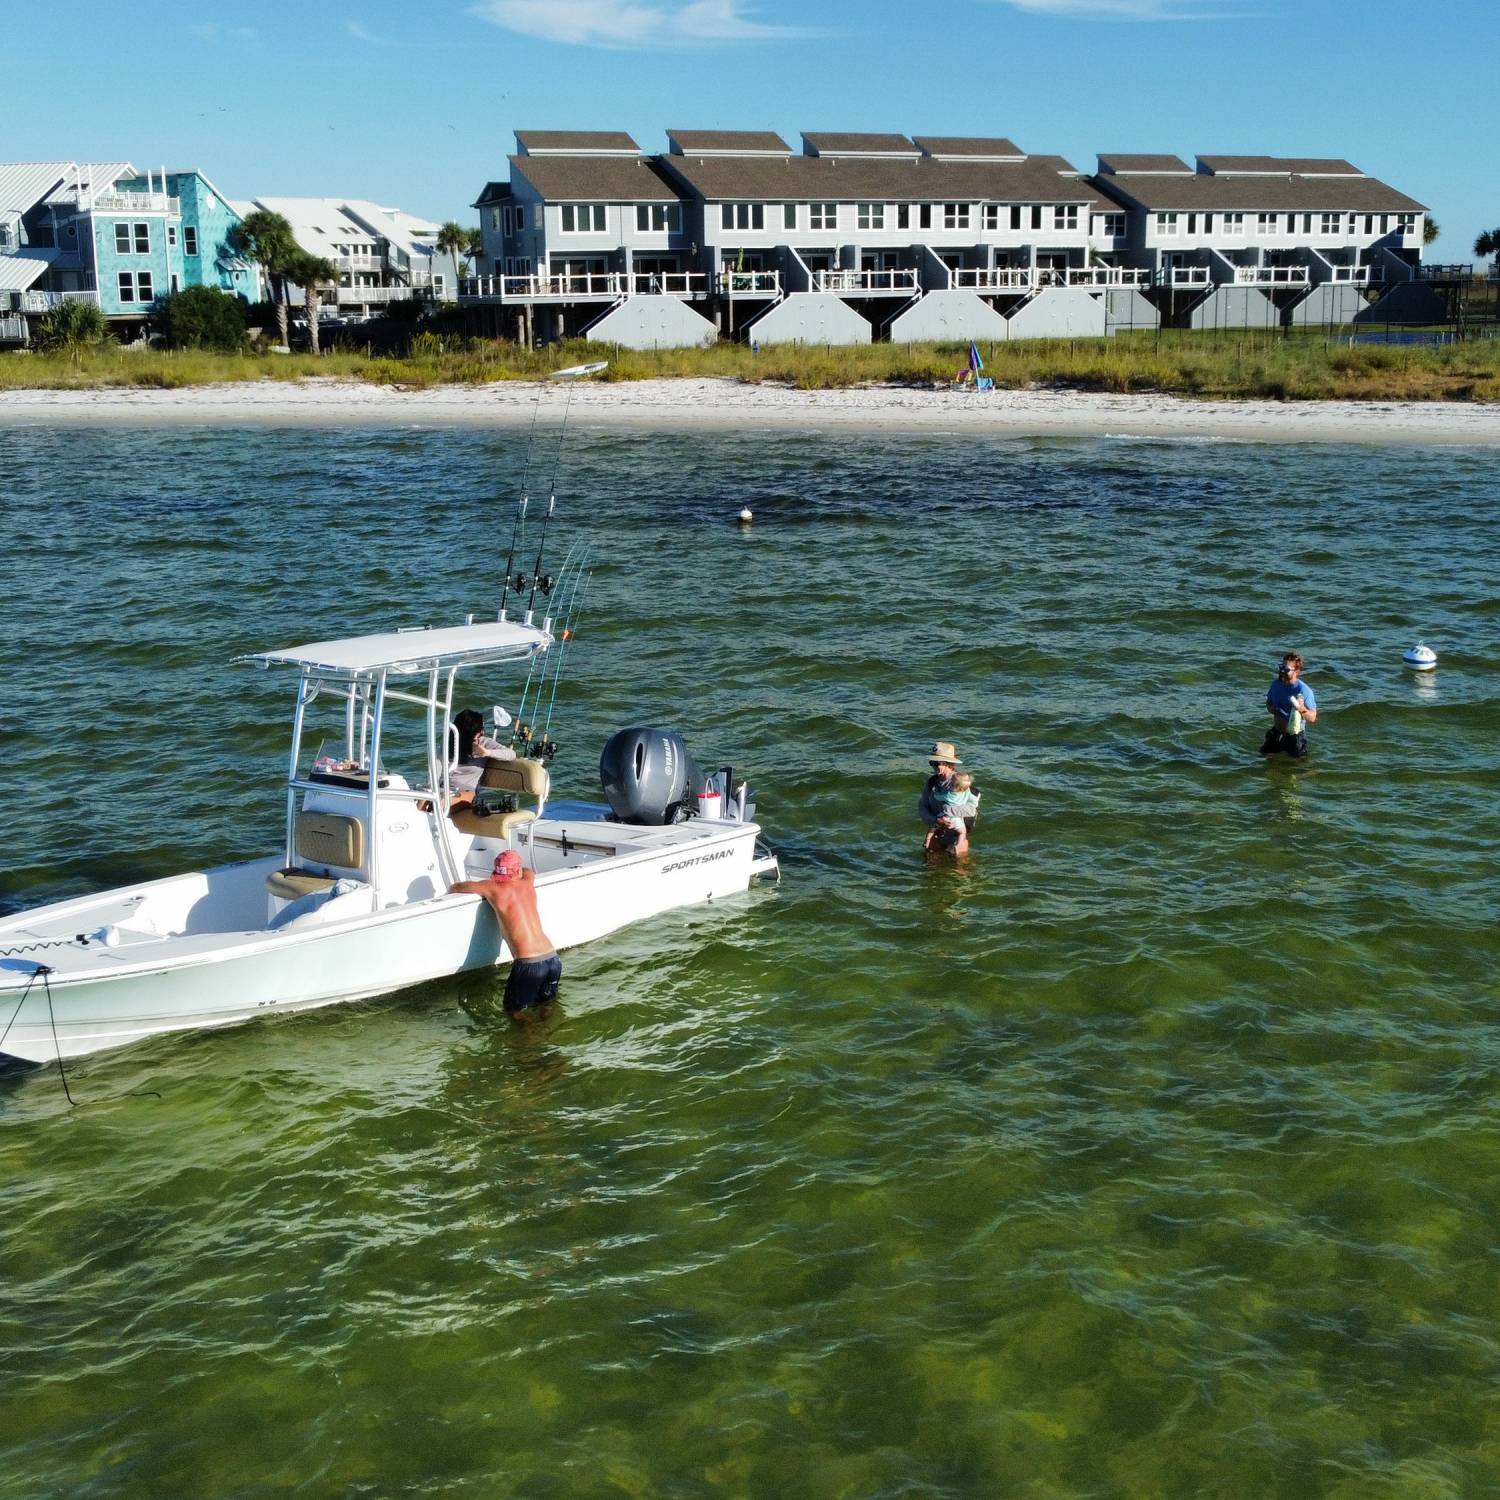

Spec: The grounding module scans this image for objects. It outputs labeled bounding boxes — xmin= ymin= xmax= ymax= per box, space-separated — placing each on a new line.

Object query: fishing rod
xmin=539 ymin=566 xmax=593 ymax=749
xmin=499 ymin=383 xmax=547 ymax=617
xmin=511 ymin=548 xmax=590 ymax=762
xmin=525 ymin=382 xmax=577 ymax=617
xmin=509 ymin=540 xmax=581 ymax=750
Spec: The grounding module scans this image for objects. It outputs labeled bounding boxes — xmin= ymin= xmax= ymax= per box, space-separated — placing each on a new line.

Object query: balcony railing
xmin=0 ymin=315 xmax=28 ymax=342
xmin=1064 ymin=267 xmax=1150 ymax=288
xmin=1166 ymin=266 xmax=1212 ymax=287
xmin=811 ymin=268 xmax=919 ymax=295
xmin=90 ymin=192 xmax=179 ymax=214
xmin=621 ymin=271 xmax=706 ymax=297
xmin=335 ymin=255 xmax=383 ymax=273
xmin=1232 ymin=266 xmax=1310 ymax=287
xmin=952 ymin=268 xmax=1033 ymax=291
xmin=1327 ymin=264 xmax=1381 ymax=285
xmin=334 ymin=285 xmax=432 ymax=304
xmin=717 ymin=270 xmax=781 ymax=297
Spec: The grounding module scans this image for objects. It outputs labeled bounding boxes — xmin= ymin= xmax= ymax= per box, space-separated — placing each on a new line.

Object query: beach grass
xmin=2 ymin=329 xmax=1498 ymax=402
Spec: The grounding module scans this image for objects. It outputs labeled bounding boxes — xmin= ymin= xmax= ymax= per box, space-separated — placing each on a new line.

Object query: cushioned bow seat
xmin=449 ymin=757 xmax=549 ymax=838
xmin=265 ymin=811 xmax=365 ymax=898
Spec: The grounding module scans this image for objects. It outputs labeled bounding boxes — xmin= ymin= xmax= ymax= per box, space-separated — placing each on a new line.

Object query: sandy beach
xmin=1 ymin=377 xmax=1497 ymax=445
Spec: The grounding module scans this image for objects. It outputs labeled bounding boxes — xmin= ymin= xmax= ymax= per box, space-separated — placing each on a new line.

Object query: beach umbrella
xmin=968 ymin=341 xmax=984 ymax=374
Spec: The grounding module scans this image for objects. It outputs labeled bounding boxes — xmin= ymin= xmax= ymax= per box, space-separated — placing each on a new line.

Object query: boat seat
xmin=450 ymin=757 xmax=548 ymax=838
xmin=265 ymin=811 xmax=365 ymax=898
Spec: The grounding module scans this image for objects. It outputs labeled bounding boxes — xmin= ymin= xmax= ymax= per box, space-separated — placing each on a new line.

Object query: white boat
xmin=0 ymin=615 xmax=777 ymax=1068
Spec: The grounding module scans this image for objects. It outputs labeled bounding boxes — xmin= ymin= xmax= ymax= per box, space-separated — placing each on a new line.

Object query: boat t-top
xmin=0 ymin=598 xmax=777 ymax=1069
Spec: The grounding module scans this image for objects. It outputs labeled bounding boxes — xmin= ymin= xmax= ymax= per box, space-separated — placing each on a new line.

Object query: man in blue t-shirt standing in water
xmin=1259 ymin=651 xmax=1318 ymax=758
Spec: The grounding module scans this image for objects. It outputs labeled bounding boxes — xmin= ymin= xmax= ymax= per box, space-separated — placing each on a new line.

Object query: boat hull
xmin=0 ymin=820 xmax=770 ymax=1065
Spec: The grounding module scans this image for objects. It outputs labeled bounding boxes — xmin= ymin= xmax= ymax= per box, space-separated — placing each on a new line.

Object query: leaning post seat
xmin=265 ymin=810 xmax=366 ymax=899
xmin=448 ymin=757 xmax=549 ymax=838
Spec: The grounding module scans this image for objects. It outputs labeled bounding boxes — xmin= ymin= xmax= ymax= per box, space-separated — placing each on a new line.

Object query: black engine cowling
xmin=599 ymin=727 xmax=707 ymax=825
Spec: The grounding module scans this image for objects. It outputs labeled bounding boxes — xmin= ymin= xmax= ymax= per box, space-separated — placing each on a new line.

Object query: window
xmin=982 ymin=205 xmax=1000 ymax=230
xmin=1203 ymin=214 xmax=1213 ymax=234
xmin=721 ymin=202 xmax=765 ymax=231
xmin=1030 ymin=206 xmax=1042 ymax=230
xmin=809 ymin=202 xmax=836 ymax=231
xmin=1347 ymin=213 xmax=1357 ymax=234
xmin=1302 ymin=214 xmax=1312 ymax=234
xmin=561 ymin=203 xmax=606 ymax=233
xmin=1379 ymin=214 xmax=1389 ymax=233
xmin=857 ymin=203 xmax=885 ymax=230
xmin=170 ymin=273 xmax=179 ymax=293
xmin=783 ymin=203 xmax=796 ymax=230
xmin=515 ymin=208 xmax=525 ymax=231
xmin=1397 ymin=213 xmax=1417 ymax=235
xmin=919 ymin=204 xmax=932 ymax=230
xmin=118 ymin=270 xmax=153 ymax=303
xmin=134 ymin=222 xmax=149 ymax=253
xmin=1052 ymin=204 xmax=1079 ymax=231
xmin=490 ymin=206 xmax=502 ymax=231
xmin=1319 ymin=212 xmax=1340 ymax=234
xmin=0 ymin=223 xmax=10 ymax=249
xmin=1100 ymin=212 xmax=1126 ymax=238
xmin=432 ymin=275 xmax=446 ymax=297
xmin=501 ymin=207 xmax=512 ymax=235
xmin=897 ymin=204 xmax=910 ymax=230
xmin=1011 ymin=206 xmax=1022 ymax=231
xmin=1363 ymin=215 xmax=1373 ymax=235
xmin=184 ymin=225 xmax=198 ymax=256
xmin=1257 ymin=212 xmax=1278 ymax=232
xmin=115 ymin=221 xmax=131 ymax=253
xmin=1187 ymin=213 xmax=1197 ymax=235
xmin=1222 ymin=212 xmax=1244 ymax=235
xmin=167 ymin=224 xmax=177 ymax=247
xmin=943 ymin=203 xmax=970 ymax=230
xmin=635 ymin=203 xmax=679 ymax=232
xmin=1156 ymin=212 xmax=1179 ymax=236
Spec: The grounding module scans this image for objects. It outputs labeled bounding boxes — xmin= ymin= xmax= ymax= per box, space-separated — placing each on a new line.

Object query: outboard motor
xmin=599 ymin=727 xmax=707 ymax=825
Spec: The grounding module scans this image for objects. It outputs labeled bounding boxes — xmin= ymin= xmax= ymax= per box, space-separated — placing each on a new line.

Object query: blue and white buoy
xmin=1402 ymin=643 xmax=1438 ymax=670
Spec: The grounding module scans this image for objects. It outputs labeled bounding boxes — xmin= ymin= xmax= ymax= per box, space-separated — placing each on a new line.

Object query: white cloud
xmin=469 ymin=0 xmax=814 ymax=48
xmin=993 ymin=0 xmax=1235 ymax=16
xmin=347 ymin=20 xmax=386 ymax=42
xmin=190 ymin=22 xmax=257 ymax=41
xmin=189 ymin=22 xmax=220 ymax=40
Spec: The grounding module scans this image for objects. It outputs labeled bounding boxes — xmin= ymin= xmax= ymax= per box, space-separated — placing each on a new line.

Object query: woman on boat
xmin=449 ymin=708 xmax=516 ymax=806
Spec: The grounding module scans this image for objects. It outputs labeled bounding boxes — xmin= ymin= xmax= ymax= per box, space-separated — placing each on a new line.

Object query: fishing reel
xmin=511 ymin=722 xmax=559 ymax=763
xmin=510 ymin=572 xmax=554 ymax=597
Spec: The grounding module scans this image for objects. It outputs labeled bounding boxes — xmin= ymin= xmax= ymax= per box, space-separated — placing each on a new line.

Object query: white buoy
xmin=1402 ymin=643 xmax=1438 ymax=670
xmin=738 ymin=507 xmax=753 ymax=525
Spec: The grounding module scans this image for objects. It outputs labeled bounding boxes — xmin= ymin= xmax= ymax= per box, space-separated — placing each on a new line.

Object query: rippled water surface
xmin=2 ymin=419 xmax=1499 ymax=1498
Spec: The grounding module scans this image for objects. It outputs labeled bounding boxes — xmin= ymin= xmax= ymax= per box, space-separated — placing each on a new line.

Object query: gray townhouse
xmin=461 ymin=130 xmax=1432 ymax=348
xmin=1090 ymin=154 xmax=1433 ymax=329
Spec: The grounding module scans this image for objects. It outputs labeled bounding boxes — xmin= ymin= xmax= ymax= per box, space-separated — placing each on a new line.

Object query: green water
xmin=2 ymin=424 xmax=1498 ymax=1498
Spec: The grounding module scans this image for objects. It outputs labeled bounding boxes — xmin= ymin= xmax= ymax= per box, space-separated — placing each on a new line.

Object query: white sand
xmin=0 ymin=377 xmax=1497 ymax=446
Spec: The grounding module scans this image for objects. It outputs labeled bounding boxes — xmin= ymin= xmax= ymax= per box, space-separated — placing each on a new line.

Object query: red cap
xmin=492 ymin=850 xmax=523 ymax=880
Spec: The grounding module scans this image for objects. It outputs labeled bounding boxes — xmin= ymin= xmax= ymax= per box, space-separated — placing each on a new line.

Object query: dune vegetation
xmin=2 ymin=327 xmax=1498 ymax=402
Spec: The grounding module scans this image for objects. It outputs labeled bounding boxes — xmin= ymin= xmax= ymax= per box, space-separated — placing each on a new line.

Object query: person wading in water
xmin=450 ymin=851 xmax=561 ymax=1022
xmin=918 ymin=739 xmax=969 ymax=856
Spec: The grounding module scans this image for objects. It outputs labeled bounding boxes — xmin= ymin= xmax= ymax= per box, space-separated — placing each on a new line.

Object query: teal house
xmin=0 ymin=161 xmax=259 ymax=340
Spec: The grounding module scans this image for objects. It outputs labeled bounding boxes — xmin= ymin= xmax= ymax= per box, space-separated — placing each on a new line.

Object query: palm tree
xmin=231 ymin=209 xmax=298 ymax=348
xmin=287 ymin=251 xmax=338 ymax=355
xmin=436 ymin=221 xmax=472 ymax=291
xmin=1423 ymin=216 xmax=1440 ymax=247
xmin=463 ymin=226 xmax=483 ymax=281
xmin=1475 ymin=228 xmax=1500 ymax=267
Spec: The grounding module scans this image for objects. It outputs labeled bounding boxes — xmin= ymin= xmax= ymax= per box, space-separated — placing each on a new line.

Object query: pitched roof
xmin=802 ymin=132 xmax=918 ymax=158
xmin=1091 ymin=171 xmax=1424 ymax=213
xmin=667 ymin=130 xmax=791 ymax=155
xmin=515 ymin=130 xmax=640 ymax=155
xmin=1097 ymin=154 xmax=1193 ymax=175
xmin=914 ymin=136 xmax=1025 ymax=161
xmin=473 ymin=181 xmax=512 ymax=206
xmin=0 ymin=249 xmax=57 ymax=290
xmin=661 ymin=151 xmax=1106 ymax=206
xmin=509 ymin=155 xmax=682 ymax=203
xmin=1198 ymin=155 xmax=1362 ymax=176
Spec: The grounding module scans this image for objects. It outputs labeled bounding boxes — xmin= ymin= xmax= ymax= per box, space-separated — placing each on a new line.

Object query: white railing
xmin=91 ymin=192 xmax=179 ymax=214
xmin=1232 ymin=266 xmax=1310 ymax=286
xmin=811 ymin=268 xmax=919 ymax=294
xmin=334 ymin=285 xmax=432 ymax=304
xmin=1327 ymin=265 xmax=1379 ymax=285
xmin=335 ymin=255 xmax=383 ymax=273
xmin=60 ymin=290 xmax=100 ymax=307
xmin=952 ymin=268 xmax=1033 ymax=291
xmin=1167 ymin=266 xmax=1211 ymax=287
xmin=0 ymin=315 xmax=27 ymax=341
xmin=20 ymin=290 xmax=57 ymax=312
xmin=1065 ymin=267 xmax=1150 ymax=288
xmin=718 ymin=270 xmax=781 ymax=297
xmin=621 ymin=271 xmax=707 ymax=297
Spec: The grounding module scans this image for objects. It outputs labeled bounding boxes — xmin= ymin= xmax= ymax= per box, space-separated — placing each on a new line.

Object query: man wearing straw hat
xmin=918 ymin=740 xmax=968 ymax=854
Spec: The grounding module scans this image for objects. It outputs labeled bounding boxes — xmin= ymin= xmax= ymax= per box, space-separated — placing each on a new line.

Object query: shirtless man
xmin=450 ymin=850 xmax=562 ymax=1021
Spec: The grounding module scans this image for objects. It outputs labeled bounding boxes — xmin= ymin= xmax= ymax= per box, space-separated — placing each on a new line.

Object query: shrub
xmin=33 ymin=299 xmax=110 ymax=354
xmin=149 ymin=285 xmax=249 ymax=352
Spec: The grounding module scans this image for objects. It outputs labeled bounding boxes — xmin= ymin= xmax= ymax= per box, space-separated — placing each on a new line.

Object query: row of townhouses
xmin=0 ymin=162 xmax=459 ymax=344
xmin=1 ymin=134 xmax=1443 ymax=350
xmin=463 ymin=130 xmax=1441 ymax=347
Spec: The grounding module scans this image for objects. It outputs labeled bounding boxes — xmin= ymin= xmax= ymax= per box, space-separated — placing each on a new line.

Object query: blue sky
xmin=9 ymin=0 xmax=1496 ymax=259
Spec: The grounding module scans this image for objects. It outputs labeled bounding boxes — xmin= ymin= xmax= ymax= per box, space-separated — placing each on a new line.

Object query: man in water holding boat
xmin=1259 ymin=652 xmax=1318 ymax=758
xmin=450 ymin=851 xmax=562 ymax=1022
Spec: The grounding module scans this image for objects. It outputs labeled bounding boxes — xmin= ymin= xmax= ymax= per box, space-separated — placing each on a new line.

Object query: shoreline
xmin=1 ymin=377 xmax=1498 ymax=445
